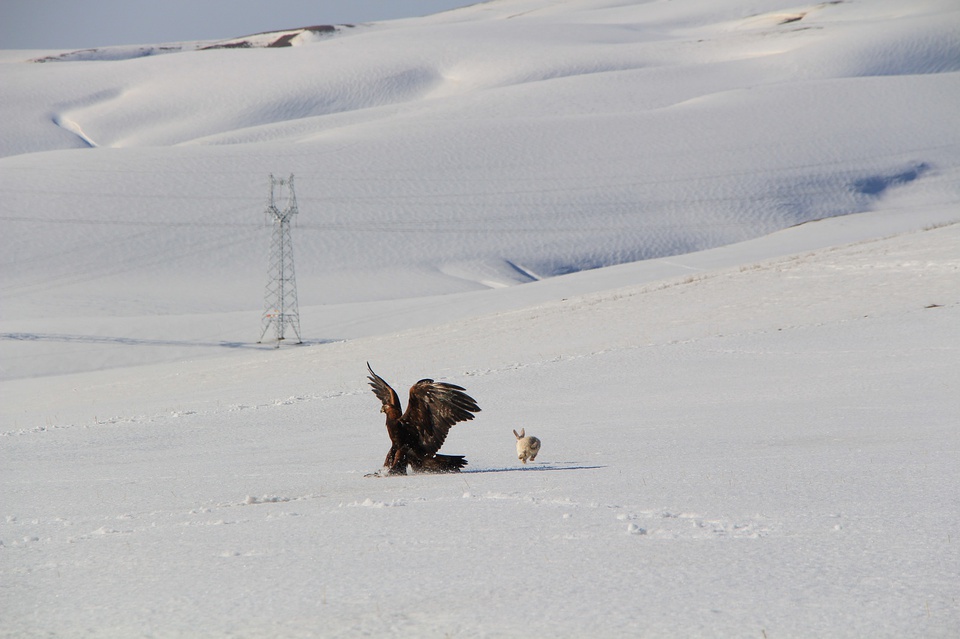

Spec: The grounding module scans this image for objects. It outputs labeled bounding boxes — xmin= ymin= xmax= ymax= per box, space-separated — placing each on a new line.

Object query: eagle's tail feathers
xmin=421 ymin=454 xmax=467 ymax=473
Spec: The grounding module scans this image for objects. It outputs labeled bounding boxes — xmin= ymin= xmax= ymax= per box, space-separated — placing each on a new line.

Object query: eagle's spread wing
xmin=402 ymin=379 xmax=481 ymax=457
xmin=367 ymin=362 xmax=401 ymax=413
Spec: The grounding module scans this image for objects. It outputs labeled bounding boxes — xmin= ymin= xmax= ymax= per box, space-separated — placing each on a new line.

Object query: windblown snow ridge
xmin=31 ymin=25 xmax=356 ymax=63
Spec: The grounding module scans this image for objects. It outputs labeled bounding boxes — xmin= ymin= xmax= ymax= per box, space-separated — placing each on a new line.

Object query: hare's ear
xmin=513 ymin=429 xmax=521 ymax=439
xmin=518 ymin=428 xmax=525 ymax=438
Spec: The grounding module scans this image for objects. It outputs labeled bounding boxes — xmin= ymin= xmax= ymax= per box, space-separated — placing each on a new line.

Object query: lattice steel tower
xmin=259 ymin=173 xmax=302 ymax=346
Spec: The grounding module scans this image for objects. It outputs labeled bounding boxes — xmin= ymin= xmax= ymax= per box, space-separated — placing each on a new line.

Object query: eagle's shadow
xmin=463 ymin=463 xmax=605 ymax=474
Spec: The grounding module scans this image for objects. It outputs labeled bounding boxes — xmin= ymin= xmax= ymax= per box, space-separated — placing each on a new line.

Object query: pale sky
xmin=0 ymin=0 xmax=480 ymax=50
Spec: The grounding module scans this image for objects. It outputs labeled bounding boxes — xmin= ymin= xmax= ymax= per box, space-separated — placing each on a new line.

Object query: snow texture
xmin=1 ymin=0 xmax=959 ymax=637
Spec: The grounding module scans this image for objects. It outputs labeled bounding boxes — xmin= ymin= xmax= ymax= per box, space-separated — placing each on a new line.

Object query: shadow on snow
xmin=1 ymin=332 xmax=335 ymax=350
xmin=463 ymin=463 xmax=606 ymax=474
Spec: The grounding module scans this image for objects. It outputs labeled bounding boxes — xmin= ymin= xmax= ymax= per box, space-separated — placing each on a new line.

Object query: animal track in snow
xmin=616 ymin=510 xmax=777 ymax=539
xmin=343 ymin=497 xmax=408 ymax=508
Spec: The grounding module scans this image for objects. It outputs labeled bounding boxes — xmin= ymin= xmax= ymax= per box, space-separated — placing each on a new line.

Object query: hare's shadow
xmin=463 ymin=463 xmax=604 ymax=474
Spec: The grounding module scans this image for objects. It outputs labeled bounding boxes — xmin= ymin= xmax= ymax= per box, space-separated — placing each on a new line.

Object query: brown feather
xmin=366 ymin=363 xmax=480 ymax=474
xmin=366 ymin=363 xmax=400 ymax=413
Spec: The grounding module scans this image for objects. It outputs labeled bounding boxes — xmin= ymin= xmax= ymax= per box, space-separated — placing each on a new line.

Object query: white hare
xmin=513 ymin=429 xmax=541 ymax=464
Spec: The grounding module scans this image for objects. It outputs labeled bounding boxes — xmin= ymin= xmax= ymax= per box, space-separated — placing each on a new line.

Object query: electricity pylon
xmin=259 ymin=173 xmax=302 ymax=347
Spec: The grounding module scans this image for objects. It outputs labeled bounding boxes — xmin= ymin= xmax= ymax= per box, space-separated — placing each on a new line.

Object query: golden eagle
xmin=367 ymin=363 xmax=480 ymax=475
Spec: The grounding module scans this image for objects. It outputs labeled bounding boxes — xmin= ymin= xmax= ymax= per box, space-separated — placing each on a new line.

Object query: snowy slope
xmin=3 ymin=222 xmax=958 ymax=638
xmin=1 ymin=0 xmax=960 ymax=636
xmin=2 ymin=0 xmax=959 ymax=380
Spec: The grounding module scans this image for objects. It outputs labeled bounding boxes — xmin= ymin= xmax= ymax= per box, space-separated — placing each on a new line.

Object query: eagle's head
xmin=380 ymin=404 xmax=388 ymax=414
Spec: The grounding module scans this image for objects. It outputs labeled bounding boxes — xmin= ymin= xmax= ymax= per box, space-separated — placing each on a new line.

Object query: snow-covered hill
xmin=3 ymin=0 xmax=958 ymax=381
xmin=1 ymin=1 xmax=958 ymax=636
xmin=26 ymin=25 xmax=357 ymax=64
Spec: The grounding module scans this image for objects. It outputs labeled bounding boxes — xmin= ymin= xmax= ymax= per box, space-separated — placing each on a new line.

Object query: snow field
xmin=4 ymin=221 xmax=958 ymax=637
xmin=2 ymin=0 xmax=960 ymax=636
